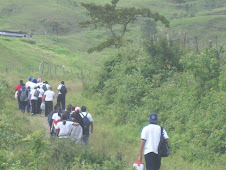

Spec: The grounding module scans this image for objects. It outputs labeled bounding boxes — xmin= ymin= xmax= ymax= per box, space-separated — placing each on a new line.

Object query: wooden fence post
xmin=183 ymin=33 xmax=187 ymax=48
xmin=195 ymin=36 xmax=199 ymax=53
xmin=215 ymin=36 xmax=218 ymax=48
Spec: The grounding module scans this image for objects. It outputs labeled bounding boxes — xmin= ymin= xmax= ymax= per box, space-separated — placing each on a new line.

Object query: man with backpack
xmin=15 ymin=80 xmax=23 ymax=110
xmin=37 ymin=86 xmax=44 ymax=114
xmin=79 ymin=105 xmax=93 ymax=145
xmin=138 ymin=113 xmax=169 ymax=170
xmin=57 ymin=81 xmax=67 ymax=111
xmin=29 ymin=86 xmax=39 ymax=115
xmin=18 ymin=84 xmax=28 ymax=113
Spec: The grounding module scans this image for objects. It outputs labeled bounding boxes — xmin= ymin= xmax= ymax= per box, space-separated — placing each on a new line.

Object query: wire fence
xmin=3 ymin=61 xmax=93 ymax=80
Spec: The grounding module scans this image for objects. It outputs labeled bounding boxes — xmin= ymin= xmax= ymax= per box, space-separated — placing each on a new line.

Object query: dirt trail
xmin=27 ymin=113 xmax=50 ymax=137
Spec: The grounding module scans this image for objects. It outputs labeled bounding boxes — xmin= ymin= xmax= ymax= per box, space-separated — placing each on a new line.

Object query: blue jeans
xmin=20 ymin=101 xmax=27 ymax=112
xmin=26 ymin=102 xmax=30 ymax=113
xmin=83 ymin=134 xmax=89 ymax=145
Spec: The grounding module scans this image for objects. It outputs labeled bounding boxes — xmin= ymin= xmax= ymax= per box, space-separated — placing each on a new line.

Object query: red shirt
xmin=15 ymin=84 xmax=22 ymax=91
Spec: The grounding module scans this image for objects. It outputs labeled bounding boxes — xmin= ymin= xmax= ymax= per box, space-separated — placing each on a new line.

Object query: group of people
xmin=15 ymin=78 xmax=67 ymax=116
xmin=15 ymin=78 xmax=94 ymax=145
xmin=48 ymin=104 xmax=93 ymax=145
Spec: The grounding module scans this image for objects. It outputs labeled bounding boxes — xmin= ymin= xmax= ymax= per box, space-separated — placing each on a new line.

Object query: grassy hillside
xmin=0 ymin=0 xmax=225 ymax=69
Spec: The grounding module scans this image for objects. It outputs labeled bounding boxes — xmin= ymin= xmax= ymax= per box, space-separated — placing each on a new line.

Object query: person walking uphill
xmin=57 ymin=81 xmax=67 ymax=111
xmin=29 ymin=86 xmax=39 ymax=115
xmin=138 ymin=113 xmax=169 ymax=170
xmin=15 ymin=80 xmax=23 ymax=110
xmin=80 ymin=106 xmax=93 ymax=145
xmin=43 ymin=86 xmax=55 ymax=117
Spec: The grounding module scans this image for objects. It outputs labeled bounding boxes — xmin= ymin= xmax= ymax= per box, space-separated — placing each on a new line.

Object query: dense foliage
xmin=83 ymin=39 xmax=225 ymax=164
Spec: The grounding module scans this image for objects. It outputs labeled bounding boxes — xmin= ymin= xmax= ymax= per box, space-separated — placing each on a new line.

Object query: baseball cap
xmin=149 ymin=113 xmax=157 ymax=123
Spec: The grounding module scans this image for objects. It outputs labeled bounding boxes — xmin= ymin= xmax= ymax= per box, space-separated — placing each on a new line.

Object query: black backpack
xmin=158 ymin=127 xmax=169 ymax=157
xmin=42 ymin=84 xmax=47 ymax=91
xmin=60 ymin=85 xmax=67 ymax=95
xmin=81 ymin=113 xmax=90 ymax=135
xmin=34 ymin=89 xmax=40 ymax=97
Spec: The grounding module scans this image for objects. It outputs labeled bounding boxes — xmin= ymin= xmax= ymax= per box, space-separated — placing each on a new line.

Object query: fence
xmin=3 ymin=61 xmax=93 ymax=80
xmin=153 ymin=29 xmax=224 ymax=53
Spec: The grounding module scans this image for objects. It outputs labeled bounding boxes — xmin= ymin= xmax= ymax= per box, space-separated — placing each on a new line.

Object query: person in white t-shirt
xmin=55 ymin=113 xmax=74 ymax=138
xmin=43 ymin=86 xmax=55 ymax=117
xmin=79 ymin=105 xmax=93 ymax=145
xmin=138 ymin=113 xmax=169 ymax=170
xmin=50 ymin=107 xmax=62 ymax=135
xmin=37 ymin=86 xmax=44 ymax=114
xmin=29 ymin=86 xmax=38 ymax=115
xmin=26 ymin=77 xmax=36 ymax=90
xmin=57 ymin=81 xmax=67 ymax=110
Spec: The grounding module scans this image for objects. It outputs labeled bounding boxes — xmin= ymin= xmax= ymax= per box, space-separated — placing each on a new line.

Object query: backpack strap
xmin=160 ymin=126 xmax=163 ymax=137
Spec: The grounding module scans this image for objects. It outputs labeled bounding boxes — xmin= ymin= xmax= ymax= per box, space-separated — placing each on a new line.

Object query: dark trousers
xmin=144 ymin=152 xmax=161 ymax=170
xmin=20 ymin=101 xmax=27 ymax=112
xmin=17 ymin=97 xmax=21 ymax=110
xmin=57 ymin=94 xmax=65 ymax=110
xmin=45 ymin=101 xmax=53 ymax=117
xmin=31 ymin=100 xmax=37 ymax=114
xmin=37 ymin=98 xmax=42 ymax=114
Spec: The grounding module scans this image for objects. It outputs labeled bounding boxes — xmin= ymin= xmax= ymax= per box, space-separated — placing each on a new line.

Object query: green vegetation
xmin=0 ymin=0 xmax=225 ymax=169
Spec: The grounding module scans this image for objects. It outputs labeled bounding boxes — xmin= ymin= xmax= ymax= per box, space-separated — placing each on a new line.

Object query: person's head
xmin=48 ymin=86 xmax=52 ymax=91
xmin=64 ymin=110 xmax=70 ymax=117
xmin=37 ymin=86 xmax=40 ymax=89
xmin=29 ymin=77 xmax=32 ymax=81
xmin=34 ymin=85 xmax=38 ymax=89
xmin=54 ymin=104 xmax=59 ymax=111
xmin=66 ymin=104 xmax=72 ymax=112
xmin=32 ymin=79 xmax=37 ymax=84
xmin=71 ymin=106 xmax=75 ymax=112
xmin=43 ymin=81 xmax=46 ymax=84
xmin=81 ymin=106 xmax=86 ymax=112
xmin=19 ymin=80 xmax=23 ymax=85
xmin=149 ymin=113 xmax=158 ymax=124
xmin=27 ymin=86 xmax=31 ymax=90
xmin=45 ymin=81 xmax=49 ymax=84
xmin=38 ymin=78 xmax=42 ymax=83
xmin=75 ymin=107 xmax=81 ymax=112
xmin=61 ymin=113 xmax=68 ymax=125
xmin=57 ymin=107 xmax=62 ymax=117
xmin=61 ymin=81 xmax=64 ymax=85
xmin=70 ymin=113 xmax=78 ymax=123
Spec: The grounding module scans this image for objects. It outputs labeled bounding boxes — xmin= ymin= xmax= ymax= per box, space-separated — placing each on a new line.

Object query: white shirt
xmin=37 ymin=88 xmax=44 ymax=98
xmin=37 ymin=82 xmax=43 ymax=88
xmin=52 ymin=113 xmax=61 ymax=121
xmin=80 ymin=112 xmax=93 ymax=122
xmin=141 ymin=124 xmax=169 ymax=155
xmin=44 ymin=90 xmax=55 ymax=101
xmin=57 ymin=84 xmax=66 ymax=94
xmin=30 ymin=89 xmax=38 ymax=100
xmin=55 ymin=121 xmax=74 ymax=138
xmin=26 ymin=81 xmax=36 ymax=90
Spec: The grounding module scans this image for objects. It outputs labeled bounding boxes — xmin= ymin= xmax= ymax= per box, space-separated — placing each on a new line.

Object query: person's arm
xmin=42 ymin=95 xmax=45 ymax=102
xmin=29 ymin=93 xmax=31 ymax=103
xmin=90 ymin=121 xmax=93 ymax=133
xmin=138 ymin=140 xmax=146 ymax=162
xmin=51 ymin=120 xmax=55 ymax=132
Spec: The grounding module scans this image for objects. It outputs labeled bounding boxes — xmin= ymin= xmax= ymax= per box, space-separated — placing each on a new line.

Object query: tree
xmin=140 ymin=19 xmax=158 ymax=39
xmin=80 ymin=0 xmax=169 ymax=53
